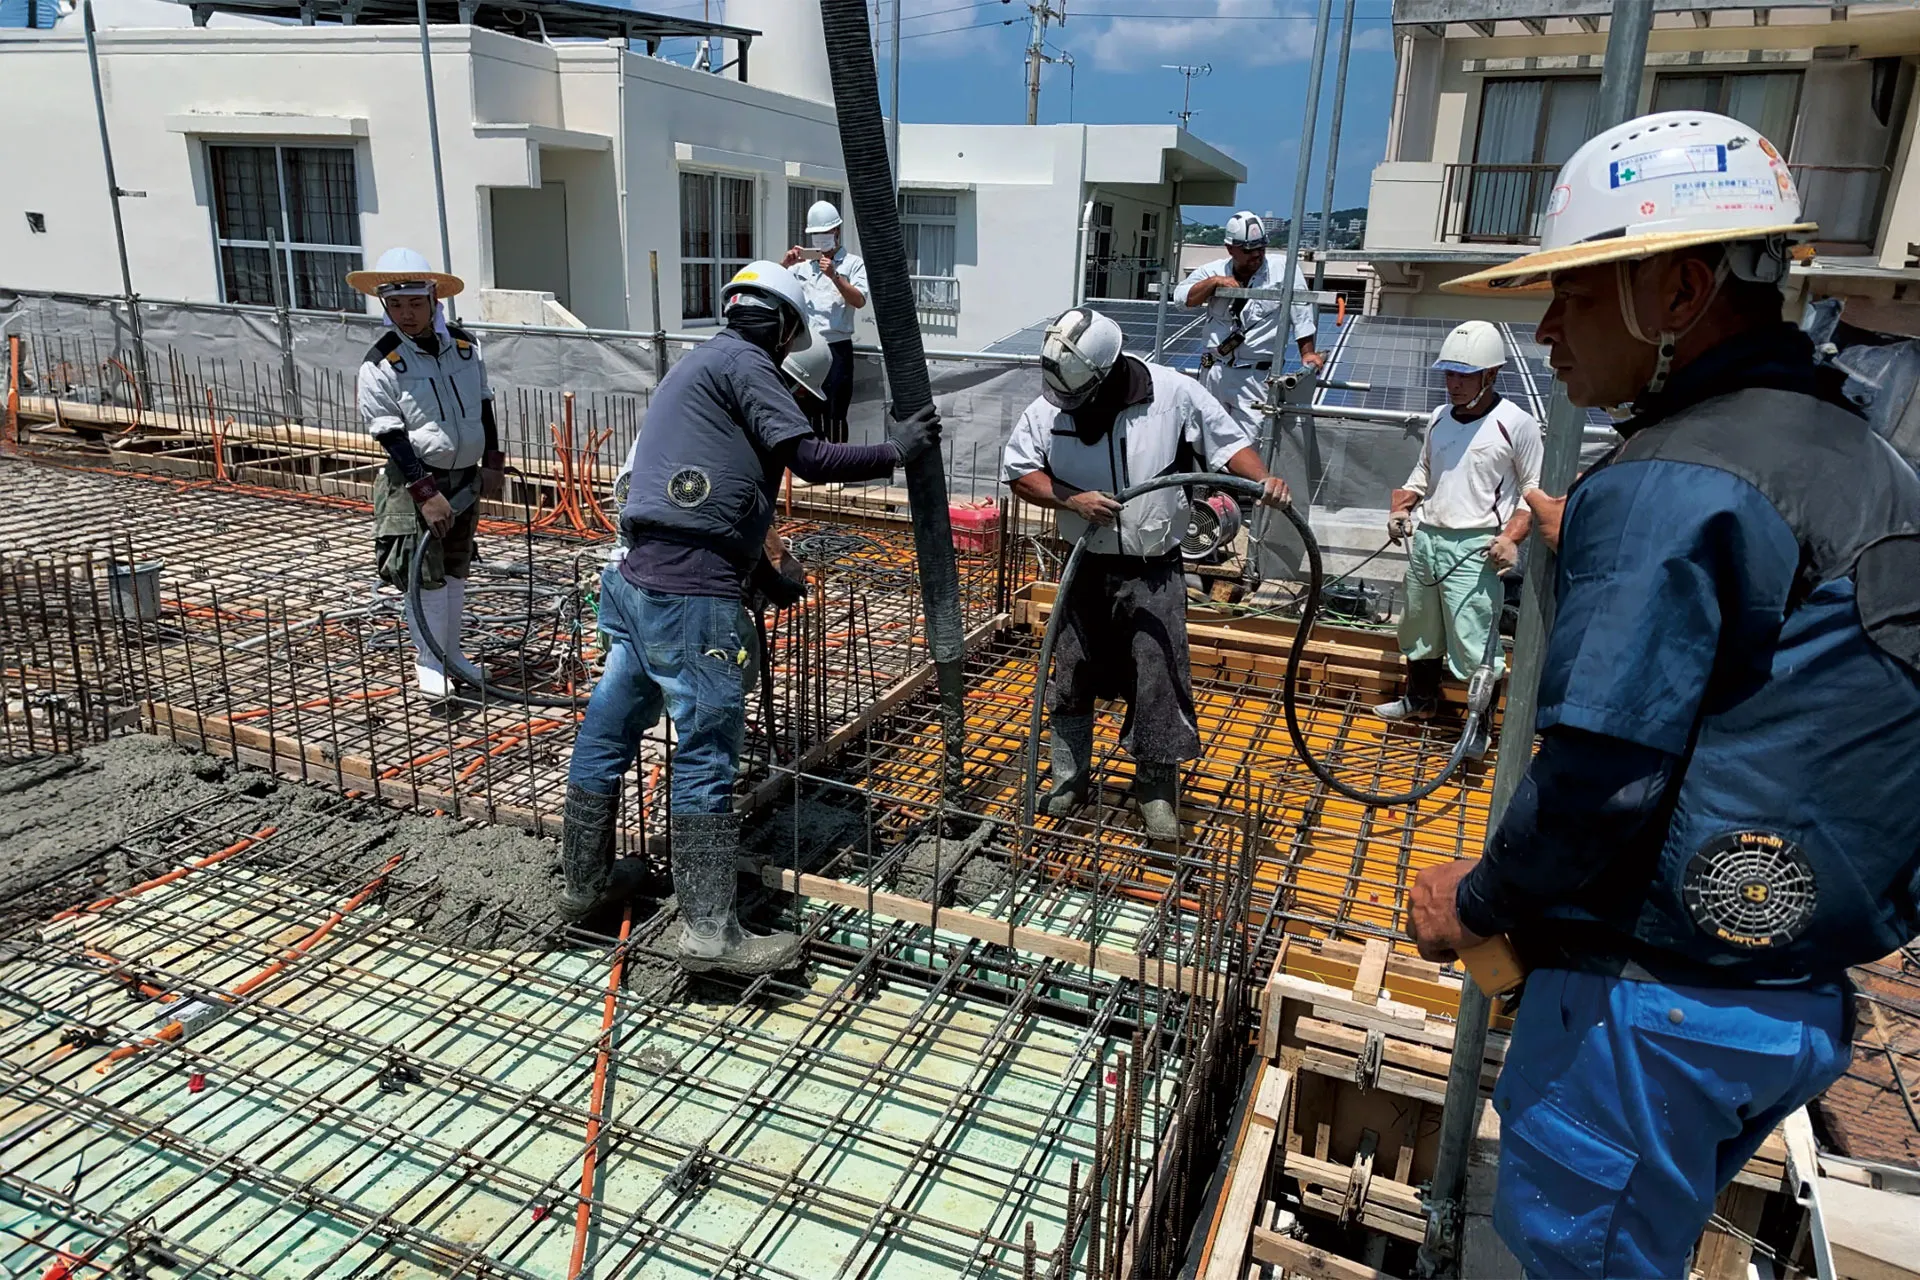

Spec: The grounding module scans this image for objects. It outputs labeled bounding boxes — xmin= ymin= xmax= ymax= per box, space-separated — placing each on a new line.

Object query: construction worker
xmin=1375 ymin=320 xmax=1542 ymax=752
xmin=562 ymin=262 xmax=941 ymax=975
xmin=1407 ymin=111 xmax=1920 ymax=1278
xmin=349 ymin=248 xmax=505 ymax=702
xmin=1174 ymin=212 xmax=1326 ymax=520
xmin=1004 ymin=307 xmax=1290 ymax=841
xmin=781 ymin=199 xmax=867 ymax=442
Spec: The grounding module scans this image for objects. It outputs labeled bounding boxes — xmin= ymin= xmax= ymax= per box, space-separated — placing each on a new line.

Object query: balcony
xmin=911 ymin=275 xmax=960 ymax=313
xmin=1439 ymin=163 xmax=1559 ymax=245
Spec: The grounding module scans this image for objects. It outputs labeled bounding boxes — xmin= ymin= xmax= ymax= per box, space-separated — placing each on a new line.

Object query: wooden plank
xmin=1352 ymin=939 xmax=1389 ymax=1004
xmin=1285 ymin=1151 xmax=1426 ymax=1218
xmin=1201 ymin=1066 xmax=1293 ymax=1280
xmin=1694 ymin=1182 xmax=1767 ymax=1280
xmin=1251 ymin=1229 xmax=1389 ymax=1280
xmin=763 ymin=866 xmax=1211 ymax=998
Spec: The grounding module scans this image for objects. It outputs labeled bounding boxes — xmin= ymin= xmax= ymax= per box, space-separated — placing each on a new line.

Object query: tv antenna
xmin=1164 ymin=63 xmax=1211 ymax=128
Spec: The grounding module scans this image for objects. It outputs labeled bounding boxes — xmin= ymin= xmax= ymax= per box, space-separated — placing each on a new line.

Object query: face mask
xmin=809 ymin=233 xmax=837 ymax=251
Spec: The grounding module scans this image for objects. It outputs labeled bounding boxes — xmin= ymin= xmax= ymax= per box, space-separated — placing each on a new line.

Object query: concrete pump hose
xmin=1019 ymin=474 xmax=1481 ymax=831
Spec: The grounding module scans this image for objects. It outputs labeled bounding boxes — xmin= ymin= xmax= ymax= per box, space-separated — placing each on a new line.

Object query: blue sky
xmin=652 ymin=2 xmax=1402 ymax=222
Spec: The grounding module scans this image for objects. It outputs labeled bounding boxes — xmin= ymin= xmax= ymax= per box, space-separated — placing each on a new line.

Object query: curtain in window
xmin=719 ymin=177 xmax=754 ymax=268
xmin=1651 ymin=74 xmax=1721 ymax=115
xmin=210 ymin=146 xmax=280 ymax=243
xmin=1476 ymin=79 xmax=1546 ymax=164
xmin=1541 ymin=79 xmax=1600 ymax=166
xmin=1724 ymin=72 xmax=1801 ymax=150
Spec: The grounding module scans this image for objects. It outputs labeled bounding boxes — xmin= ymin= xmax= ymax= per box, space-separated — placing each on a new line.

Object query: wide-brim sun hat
xmin=1444 ymin=111 xmax=1815 ymax=295
xmin=347 ymin=246 xmax=466 ymax=299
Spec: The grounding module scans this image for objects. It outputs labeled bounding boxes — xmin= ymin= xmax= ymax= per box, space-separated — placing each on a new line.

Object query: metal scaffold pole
xmin=1421 ymin=5 xmax=1653 ymax=1274
xmin=416 ymin=0 xmax=457 ymax=320
xmin=82 ymin=0 xmax=153 ymax=412
xmin=1313 ymin=0 xmax=1357 ymax=293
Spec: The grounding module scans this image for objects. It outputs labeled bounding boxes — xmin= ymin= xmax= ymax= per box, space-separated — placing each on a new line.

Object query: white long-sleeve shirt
xmin=1172 ymin=253 xmax=1315 ymax=364
xmin=1405 ymin=396 xmax=1544 ymax=531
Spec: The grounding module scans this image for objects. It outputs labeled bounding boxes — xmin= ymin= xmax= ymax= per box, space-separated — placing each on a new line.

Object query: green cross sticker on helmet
xmin=1040 ymin=308 xmax=1124 ymax=411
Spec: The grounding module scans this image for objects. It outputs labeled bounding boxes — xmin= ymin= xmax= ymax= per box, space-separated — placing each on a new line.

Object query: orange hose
xmin=103 ymin=854 xmax=402 ymax=1066
xmin=568 ymin=904 xmax=632 ymax=1278
xmin=49 ymin=826 xmax=277 ymax=924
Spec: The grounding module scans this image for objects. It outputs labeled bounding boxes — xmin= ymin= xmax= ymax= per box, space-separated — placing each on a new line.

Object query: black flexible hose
xmin=406 ymin=487 xmax=587 ymax=709
xmin=820 ymin=0 xmax=970 ymax=798
xmin=1020 ymin=475 xmax=1495 ymax=831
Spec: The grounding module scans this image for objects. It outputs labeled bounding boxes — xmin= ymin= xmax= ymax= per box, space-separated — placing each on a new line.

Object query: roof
xmin=1817 ymin=949 xmax=1920 ymax=1171
xmin=163 ymin=0 xmax=756 ymax=42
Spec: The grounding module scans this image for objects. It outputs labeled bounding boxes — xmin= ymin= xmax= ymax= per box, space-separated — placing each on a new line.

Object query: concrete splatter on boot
xmin=672 ymin=811 xmax=801 ymax=976
xmin=1133 ymin=762 xmax=1182 ymax=842
xmin=1040 ymin=714 xmax=1094 ymax=817
xmin=557 ymin=784 xmax=617 ymax=921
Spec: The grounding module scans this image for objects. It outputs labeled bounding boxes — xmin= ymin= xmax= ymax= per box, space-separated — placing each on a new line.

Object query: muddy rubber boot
xmin=1373 ymin=659 xmax=1443 ymax=722
xmin=672 ymin=812 xmax=801 ymax=976
xmin=557 ymin=784 xmax=617 ymax=921
xmin=1133 ymin=762 xmax=1182 ymax=842
xmin=1040 ymin=714 xmax=1095 ymax=817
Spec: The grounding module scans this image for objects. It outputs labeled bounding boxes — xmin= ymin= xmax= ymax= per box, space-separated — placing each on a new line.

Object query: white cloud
xmin=1077 ymin=0 xmax=1357 ymax=73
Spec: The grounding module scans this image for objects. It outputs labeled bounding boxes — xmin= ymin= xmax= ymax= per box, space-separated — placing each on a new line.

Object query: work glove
xmin=1486 ymin=535 xmax=1520 ymax=574
xmin=417 ymin=490 xmax=455 ymax=539
xmin=886 ymin=402 xmax=943 ymax=466
xmin=1386 ymin=512 xmax=1414 ymax=543
xmin=750 ymin=551 xmax=807 ymax=611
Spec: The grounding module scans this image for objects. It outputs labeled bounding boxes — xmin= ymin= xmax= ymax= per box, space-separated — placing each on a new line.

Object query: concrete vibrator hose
xmin=1019 ymin=474 xmax=1502 ymax=831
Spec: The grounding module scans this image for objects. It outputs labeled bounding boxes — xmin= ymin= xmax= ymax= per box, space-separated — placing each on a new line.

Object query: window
xmin=787 ymin=183 xmax=842 ymax=251
xmin=899 ymin=191 xmax=959 ymax=311
xmin=1460 ymin=76 xmax=1599 ymax=241
xmin=1084 ymin=201 xmax=1115 ymax=300
xmin=680 ymin=171 xmax=755 ymax=322
xmin=1135 ymin=210 xmax=1162 ymax=300
xmin=208 ymin=144 xmax=361 ymax=311
xmin=1652 ymin=72 xmax=1802 ymax=151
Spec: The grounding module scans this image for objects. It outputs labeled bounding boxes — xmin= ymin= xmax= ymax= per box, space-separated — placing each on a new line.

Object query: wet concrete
xmin=894 ymin=820 xmax=1008 ymax=908
xmin=0 ymin=734 xmax=565 ymax=945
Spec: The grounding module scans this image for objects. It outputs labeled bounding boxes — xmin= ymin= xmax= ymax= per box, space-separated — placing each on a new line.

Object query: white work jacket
xmin=1405 ymin=395 xmax=1544 ymax=531
xmin=1172 ymin=254 xmax=1316 ymax=365
xmin=356 ymin=325 xmax=493 ymax=471
xmin=1003 ymin=359 xmax=1253 ymax=557
xmin=789 ymin=249 xmax=869 ymax=341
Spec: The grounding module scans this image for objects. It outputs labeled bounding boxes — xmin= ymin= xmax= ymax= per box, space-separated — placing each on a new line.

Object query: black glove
xmin=886 ymin=402 xmax=942 ymax=466
xmin=749 ymin=552 xmax=806 ymax=611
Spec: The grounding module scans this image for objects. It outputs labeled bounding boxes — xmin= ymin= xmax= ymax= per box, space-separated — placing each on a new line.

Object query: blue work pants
xmin=568 ymin=567 xmax=749 ymax=815
xmin=1493 ymin=968 xmax=1851 ymax=1279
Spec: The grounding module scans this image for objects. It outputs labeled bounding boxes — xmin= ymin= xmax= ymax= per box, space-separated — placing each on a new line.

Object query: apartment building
xmin=1363 ymin=0 xmax=1920 ymax=333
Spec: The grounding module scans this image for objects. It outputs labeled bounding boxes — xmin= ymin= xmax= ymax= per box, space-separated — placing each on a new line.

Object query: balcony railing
xmin=911 ymin=275 xmax=961 ymax=313
xmin=1791 ymin=164 xmax=1893 ymax=251
xmin=1439 ymin=163 xmax=1560 ymax=245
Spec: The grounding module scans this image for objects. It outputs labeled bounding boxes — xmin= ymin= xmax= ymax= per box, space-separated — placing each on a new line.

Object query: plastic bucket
xmin=109 ymin=559 xmax=165 ymax=622
xmin=949 ymin=499 xmax=1000 ymax=555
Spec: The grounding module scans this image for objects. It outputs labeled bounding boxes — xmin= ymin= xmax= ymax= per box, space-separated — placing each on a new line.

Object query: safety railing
xmin=1438 ymin=162 xmax=1560 ymax=245
xmin=909 ymin=274 xmax=961 ymax=313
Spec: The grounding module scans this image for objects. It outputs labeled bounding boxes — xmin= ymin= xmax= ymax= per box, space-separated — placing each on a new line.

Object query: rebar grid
xmin=0 ymin=791 xmax=1220 ymax=1279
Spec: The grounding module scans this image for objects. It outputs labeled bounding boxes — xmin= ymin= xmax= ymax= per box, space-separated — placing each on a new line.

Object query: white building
xmin=0 ymin=0 xmax=1244 ymax=349
xmin=1362 ymin=0 xmax=1920 ymax=330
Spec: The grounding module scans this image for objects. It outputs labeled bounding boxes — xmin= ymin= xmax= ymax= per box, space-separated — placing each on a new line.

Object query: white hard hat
xmin=346 ymin=246 xmax=465 ymax=299
xmin=1447 ymin=111 xmax=1813 ymax=294
xmin=724 ymin=261 xmax=814 ymax=352
xmin=781 ymin=339 xmax=831 ymax=401
xmin=1040 ymin=308 xmax=1124 ymax=411
xmin=1432 ymin=320 xmax=1507 ymax=374
xmin=1224 ymin=212 xmax=1268 ymax=248
xmin=805 ymin=200 xmax=843 ymax=234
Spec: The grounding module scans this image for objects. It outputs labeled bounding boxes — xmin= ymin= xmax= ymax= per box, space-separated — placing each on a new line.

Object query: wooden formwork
xmin=1200 ymin=934 xmax=1802 ymax=1280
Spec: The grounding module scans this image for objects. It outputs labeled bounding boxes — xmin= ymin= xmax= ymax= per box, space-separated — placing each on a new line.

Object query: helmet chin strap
xmin=1614 ymin=255 xmax=1732 ymax=411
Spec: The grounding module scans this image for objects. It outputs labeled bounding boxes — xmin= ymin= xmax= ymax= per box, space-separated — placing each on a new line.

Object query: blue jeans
xmin=568 ymin=567 xmax=749 ymax=815
xmin=1493 ymin=968 xmax=1851 ymax=1279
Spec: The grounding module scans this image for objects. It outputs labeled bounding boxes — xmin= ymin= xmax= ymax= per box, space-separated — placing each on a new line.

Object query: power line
xmin=899 ymin=15 xmax=1023 ymax=40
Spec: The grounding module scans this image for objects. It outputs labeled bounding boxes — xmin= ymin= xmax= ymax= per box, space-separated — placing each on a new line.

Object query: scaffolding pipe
xmin=416 ymin=0 xmax=457 ymax=320
xmin=1422 ymin=9 xmax=1654 ymax=1271
xmin=819 ymin=0 xmax=970 ymax=808
xmin=1312 ymin=0 xmax=1357 ymax=293
xmin=82 ymin=0 xmax=152 ymax=410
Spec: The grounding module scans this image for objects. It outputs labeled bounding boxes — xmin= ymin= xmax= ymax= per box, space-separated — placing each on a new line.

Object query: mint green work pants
xmin=1398 ymin=526 xmax=1504 ymax=681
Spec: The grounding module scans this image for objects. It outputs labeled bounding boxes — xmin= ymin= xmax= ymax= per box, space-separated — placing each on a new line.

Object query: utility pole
xmin=1163 ymin=62 xmax=1210 ymax=129
xmin=1024 ymin=1 xmax=1062 ymax=125
xmin=1418 ymin=6 xmax=1656 ymax=1278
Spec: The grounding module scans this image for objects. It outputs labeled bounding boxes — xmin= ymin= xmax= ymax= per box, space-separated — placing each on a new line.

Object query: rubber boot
xmin=442 ymin=575 xmax=467 ymax=682
xmin=408 ymin=584 xmax=451 ymax=697
xmin=1373 ymin=659 xmax=1443 ymax=722
xmin=1133 ymin=762 xmax=1182 ymax=842
xmin=557 ymin=784 xmax=617 ymax=921
xmin=1040 ymin=714 xmax=1094 ymax=817
xmin=672 ymin=811 xmax=801 ymax=976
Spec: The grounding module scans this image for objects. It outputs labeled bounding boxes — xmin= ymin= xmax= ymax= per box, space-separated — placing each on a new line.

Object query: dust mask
xmin=809 ymin=233 xmax=837 ymax=251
